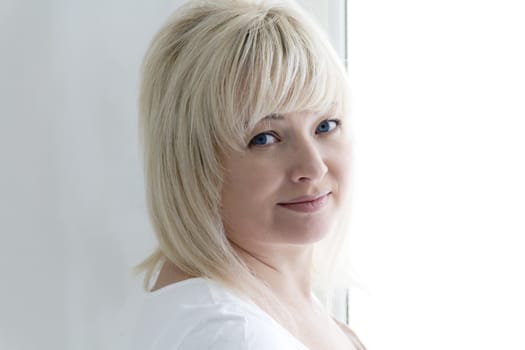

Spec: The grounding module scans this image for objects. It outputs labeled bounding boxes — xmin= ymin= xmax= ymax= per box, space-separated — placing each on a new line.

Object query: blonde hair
xmin=135 ymin=0 xmax=353 ymax=324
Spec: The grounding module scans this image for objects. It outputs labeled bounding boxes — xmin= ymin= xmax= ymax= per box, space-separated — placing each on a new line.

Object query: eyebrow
xmin=261 ymin=113 xmax=285 ymax=121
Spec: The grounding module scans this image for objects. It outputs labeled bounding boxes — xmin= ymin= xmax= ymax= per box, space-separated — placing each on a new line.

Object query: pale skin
xmin=153 ymin=110 xmax=360 ymax=349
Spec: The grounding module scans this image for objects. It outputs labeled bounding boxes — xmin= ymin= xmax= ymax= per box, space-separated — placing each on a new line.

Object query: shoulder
xmin=131 ymin=278 xmax=298 ymax=350
xmin=176 ymin=312 xmax=280 ymax=350
xmin=334 ymin=319 xmax=367 ymax=350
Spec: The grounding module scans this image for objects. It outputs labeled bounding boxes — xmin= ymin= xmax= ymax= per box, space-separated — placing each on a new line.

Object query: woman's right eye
xmin=248 ymin=132 xmax=279 ymax=147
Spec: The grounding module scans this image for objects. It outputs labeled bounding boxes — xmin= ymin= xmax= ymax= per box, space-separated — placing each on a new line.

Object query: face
xmin=220 ymin=110 xmax=351 ymax=252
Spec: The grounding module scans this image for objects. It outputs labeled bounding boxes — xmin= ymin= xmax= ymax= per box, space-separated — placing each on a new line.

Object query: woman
xmin=132 ymin=0 xmax=365 ymax=349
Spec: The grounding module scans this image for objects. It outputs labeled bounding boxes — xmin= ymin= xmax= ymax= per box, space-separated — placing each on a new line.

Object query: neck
xmin=231 ymin=240 xmax=315 ymax=306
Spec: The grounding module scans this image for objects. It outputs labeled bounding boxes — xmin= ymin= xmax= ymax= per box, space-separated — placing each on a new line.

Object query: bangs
xmin=239 ymin=13 xmax=346 ymax=124
xmin=194 ymin=4 xmax=350 ymax=152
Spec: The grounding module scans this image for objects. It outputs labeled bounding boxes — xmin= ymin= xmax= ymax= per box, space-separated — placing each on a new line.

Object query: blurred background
xmin=1 ymin=0 xmax=524 ymax=349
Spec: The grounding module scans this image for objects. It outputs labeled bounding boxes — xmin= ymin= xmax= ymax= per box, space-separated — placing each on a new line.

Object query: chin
xmin=278 ymin=220 xmax=336 ymax=245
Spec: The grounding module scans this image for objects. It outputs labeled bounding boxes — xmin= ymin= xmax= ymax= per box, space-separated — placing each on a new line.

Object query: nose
xmin=289 ymin=138 xmax=328 ymax=183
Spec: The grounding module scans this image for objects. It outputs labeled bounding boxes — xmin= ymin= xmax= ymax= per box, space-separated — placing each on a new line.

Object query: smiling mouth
xmin=277 ymin=192 xmax=331 ymax=213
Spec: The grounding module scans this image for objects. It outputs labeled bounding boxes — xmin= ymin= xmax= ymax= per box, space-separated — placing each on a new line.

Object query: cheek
xmin=330 ymin=141 xmax=352 ymax=198
xmin=223 ymin=161 xmax=276 ymax=202
xmin=220 ymin=158 xmax=281 ymax=232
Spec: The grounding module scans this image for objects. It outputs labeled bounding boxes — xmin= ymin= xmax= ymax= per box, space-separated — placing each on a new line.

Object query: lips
xmin=278 ymin=192 xmax=331 ymax=213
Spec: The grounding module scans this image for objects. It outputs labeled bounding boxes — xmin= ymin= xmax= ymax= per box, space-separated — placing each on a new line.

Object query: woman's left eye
xmin=315 ymin=119 xmax=340 ymax=134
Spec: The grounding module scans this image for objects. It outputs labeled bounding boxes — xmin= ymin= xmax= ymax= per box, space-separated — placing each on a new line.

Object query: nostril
xmin=291 ymin=161 xmax=328 ymax=183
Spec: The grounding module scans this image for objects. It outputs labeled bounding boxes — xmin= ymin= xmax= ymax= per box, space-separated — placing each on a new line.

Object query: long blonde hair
xmin=135 ymin=0 xmax=353 ymax=324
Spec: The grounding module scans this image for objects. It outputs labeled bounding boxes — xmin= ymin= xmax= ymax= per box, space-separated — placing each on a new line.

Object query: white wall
xmin=0 ymin=1 xmax=346 ymax=350
xmin=1 ymin=1 xmax=183 ymax=349
xmin=346 ymin=0 xmax=525 ymax=348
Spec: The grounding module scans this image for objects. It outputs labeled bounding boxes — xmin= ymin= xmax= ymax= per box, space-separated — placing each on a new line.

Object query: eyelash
xmin=315 ymin=119 xmax=341 ymax=135
xmin=248 ymin=118 xmax=341 ymax=148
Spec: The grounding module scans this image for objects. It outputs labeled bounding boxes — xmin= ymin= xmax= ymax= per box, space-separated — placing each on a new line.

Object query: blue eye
xmin=315 ymin=119 xmax=340 ymax=134
xmin=248 ymin=132 xmax=279 ymax=147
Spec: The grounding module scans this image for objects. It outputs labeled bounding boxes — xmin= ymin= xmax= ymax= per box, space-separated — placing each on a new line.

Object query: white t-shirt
xmin=130 ymin=277 xmax=311 ymax=350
